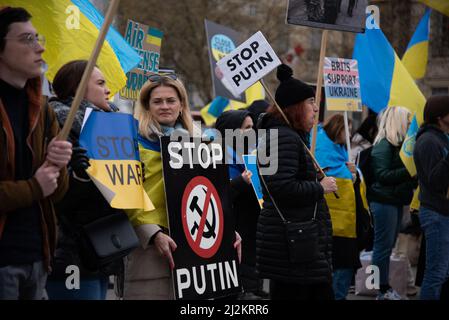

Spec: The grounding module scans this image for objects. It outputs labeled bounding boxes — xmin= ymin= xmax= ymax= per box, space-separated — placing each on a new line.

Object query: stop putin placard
xmin=160 ymin=136 xmax=240 ymax=300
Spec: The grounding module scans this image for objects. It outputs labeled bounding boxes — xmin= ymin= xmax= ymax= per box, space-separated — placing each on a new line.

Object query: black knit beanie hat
xmin=275 ymin=64 xmax=315 ymax=109
xmin=423 ymin=95 xmax=449 ymax=125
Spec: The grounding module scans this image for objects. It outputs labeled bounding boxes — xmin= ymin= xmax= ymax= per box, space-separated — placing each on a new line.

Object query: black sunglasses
xmin=148 ymin=73 xmax=177 ymax=83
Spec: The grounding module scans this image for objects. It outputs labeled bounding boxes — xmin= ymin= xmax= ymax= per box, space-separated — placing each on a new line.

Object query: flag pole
xmin=58 ymin=0 xmax=121 ymax=140
xmin=261 ymin=79 xmax=339 ymax=199
xmin=344 ymin=111 xmax=352 ymax=158
xmin=311 ymin=30 xmax=328 ymax=155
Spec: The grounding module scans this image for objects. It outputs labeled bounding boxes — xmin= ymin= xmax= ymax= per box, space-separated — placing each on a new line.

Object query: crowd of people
xmin=1 ymin=6 xmax=449 ymax=301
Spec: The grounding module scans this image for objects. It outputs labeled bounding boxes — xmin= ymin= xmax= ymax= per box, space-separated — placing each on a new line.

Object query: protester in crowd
xmin=0 ymin=7 xmax=72 ymax=300
xmin=315 ymin=113 xmax=371 ymax=300
xmin=247 ymin=99 xmax=269 ymax=128
xmin=45 ymin=60 xmax=123 ymax=300
xmin=368 ymin=106 xmax=416 ymax=300
xmin=256 ymin=64 xmax=337 ymax=300
xmin=215 ymin=110 xmax=262 ymax=300
xmin=413 ymin=95 xmax=449 ymax=300
xmin=124 ymin=74 xmax=242 ymax=299
xmin=350 ymin=111 xmax=378 ymax=164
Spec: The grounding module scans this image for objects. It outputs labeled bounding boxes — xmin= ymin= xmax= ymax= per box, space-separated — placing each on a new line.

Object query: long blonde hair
xmin=134 ymin=76 xmax=194 ymax=139
xmin=373 ymin=106 xmax=411 ymax=147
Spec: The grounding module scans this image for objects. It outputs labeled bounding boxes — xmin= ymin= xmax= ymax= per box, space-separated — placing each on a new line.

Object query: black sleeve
xmin=415 ymin=138 xmax=449 ymax=194
xmin=260 ymin=129 xmax=323 ymax=206
xmin=230 ymin=175 xmax=251 ymax=202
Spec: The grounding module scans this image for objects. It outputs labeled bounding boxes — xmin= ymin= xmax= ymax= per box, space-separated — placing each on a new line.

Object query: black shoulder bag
xmin=78 ymin=211 xmax=139 ymax=271
xmin=257 ymin=162 xmax=320 ymax=264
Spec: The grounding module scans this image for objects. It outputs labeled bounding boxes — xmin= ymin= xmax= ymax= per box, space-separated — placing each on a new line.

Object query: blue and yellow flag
xmin=1 ymin=0 xmax=141 ymax=96
xmin=418 ymin=0 xmax=449 ymax=16
xmin=79 ymin=111 xmax=154 ymax=211
xmin=315 ymin=126 xmax=356 ymax=238
xmin=402 ymin=9 xmax=431 ymax=80
xmin=201 ymin=81 xmax=265 ymax=126
xmin=353 ymin=24 xmax=426 ymax=176
xmin=126 ymin=136 xmax=169 ymax=229
xmin=146 ymin=27 xmax=163 ymax=47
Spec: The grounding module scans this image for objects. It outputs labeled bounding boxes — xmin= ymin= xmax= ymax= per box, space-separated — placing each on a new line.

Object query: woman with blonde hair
xmin=368 ymin=106 xmax=416 ymax=300
xmin=122 ymin=74 xmax=192 ymax=300
xmin=123 ymin=74 xmax=241 ymax=299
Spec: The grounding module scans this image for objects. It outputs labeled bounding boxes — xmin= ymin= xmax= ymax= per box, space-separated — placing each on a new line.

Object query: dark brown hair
xmin=267 ymin=102 xmax=309 ymax=132
xmin=323 ymin=113 xmax=352 ymax=143
xmin=52 ymin=60 xmax=91 ymax=100
xmin=0 ymin=7 xmax=31 ymax=52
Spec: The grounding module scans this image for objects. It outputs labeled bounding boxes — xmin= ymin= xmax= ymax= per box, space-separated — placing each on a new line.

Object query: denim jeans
xmin=419 ymin=207 xmax=449 ymax=300
xmin=46 ymin=275 xmax=109 ymax=300
xmin=0 ymin=261 xmax=47 ymax=300
xmin=370 ymin=202 xmax=403 ymax=286
xmin=333 ymin=268 xmax=354 ymax=300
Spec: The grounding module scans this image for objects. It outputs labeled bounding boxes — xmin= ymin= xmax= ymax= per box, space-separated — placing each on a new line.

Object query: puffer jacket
xmin=256 ymin=113 xmax=333 ymax=284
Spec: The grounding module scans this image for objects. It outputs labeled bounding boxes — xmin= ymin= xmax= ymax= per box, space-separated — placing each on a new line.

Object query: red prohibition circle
xmin=181 ymin=176 xmax=224 ymax=258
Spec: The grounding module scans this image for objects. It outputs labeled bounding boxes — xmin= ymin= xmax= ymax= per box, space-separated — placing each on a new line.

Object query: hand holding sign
xmin=154 ymin=231 xmax=177 ymax=270
xmin=46 ymin=138 xmax=73 ymax=169
xmin=234 ymin=231 xmax=242 ymax=264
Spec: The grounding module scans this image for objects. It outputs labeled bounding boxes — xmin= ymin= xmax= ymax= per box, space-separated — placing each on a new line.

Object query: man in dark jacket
xmin=0 ymin=7 xmax=72 ymax=300
xmin=414 ymin=95 xmax=449 ymax=300
xmin=256 ymin=64 xmax=337 ymax=300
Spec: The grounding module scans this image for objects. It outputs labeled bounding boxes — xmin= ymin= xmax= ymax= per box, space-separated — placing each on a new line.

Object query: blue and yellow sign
xmin=79 ymin=111 xmax=154 ymax=211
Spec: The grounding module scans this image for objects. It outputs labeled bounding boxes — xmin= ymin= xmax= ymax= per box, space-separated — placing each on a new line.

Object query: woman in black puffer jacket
xmin=256 ymin=64 xmax=337 ymax=300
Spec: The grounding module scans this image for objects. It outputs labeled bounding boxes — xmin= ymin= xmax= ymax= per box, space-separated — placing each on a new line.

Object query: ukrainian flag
xmin=146 ymin=28 xmax=163 ymax=47
xmin=315 ymin=126 xmax=357 ymax=238
xmin=1 ymin=0 xmax=141 ymax=96
xmin=201 ymin=81 xmax=265 ymax=126
xmin=353 ymin=24 xmax=426 ymax=176
xmin=418 ymin=0 xmax=449 ymax=16
xmin=126 ymin=136 xmax=169 ymax=229
xmin=402 ymin=9 xmax=431 ymax=80
xmin=79 ymin=112 xmax=154 ymax=211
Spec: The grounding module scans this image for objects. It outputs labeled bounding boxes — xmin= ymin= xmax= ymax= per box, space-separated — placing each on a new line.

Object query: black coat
xmin=48 ymin=101 xmax=123 ymax=279
xmin=414 ymin=125 xmax=449 ymax=215
xmin=255 ymin=114 xmax=333 ymax=285
xmin=215 ymin=110 xmax=262 ymax=291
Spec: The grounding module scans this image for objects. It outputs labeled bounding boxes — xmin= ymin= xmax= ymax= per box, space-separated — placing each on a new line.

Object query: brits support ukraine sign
xmin=79 ymin=110 xmax=154 ymax=210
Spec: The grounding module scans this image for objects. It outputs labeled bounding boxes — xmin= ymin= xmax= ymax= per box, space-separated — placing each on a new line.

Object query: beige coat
xmin=123 ymin=224 xmax=174 ymax=300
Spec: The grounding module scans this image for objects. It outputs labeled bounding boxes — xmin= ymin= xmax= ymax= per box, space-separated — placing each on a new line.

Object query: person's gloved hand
xmin=70 ymin=147 xmax=90 ymax=180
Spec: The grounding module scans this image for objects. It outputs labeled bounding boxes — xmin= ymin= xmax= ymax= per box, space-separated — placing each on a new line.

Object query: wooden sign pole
xmin=311 ymin=30 xmax=328 ymax=155
xmin=58 ymin=0 xmax=120 ymax=140
xmin=344 ymin=111 xmax=352 ymax=158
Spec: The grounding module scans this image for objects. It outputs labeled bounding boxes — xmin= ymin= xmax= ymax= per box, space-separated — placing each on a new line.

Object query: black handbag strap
xmin=256 ymin=160 xmax=317 ymax=224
